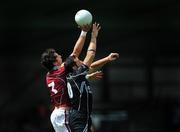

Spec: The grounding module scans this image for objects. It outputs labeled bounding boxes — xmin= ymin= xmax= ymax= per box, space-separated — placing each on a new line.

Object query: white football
xmin=75 ymin=9 xmax=92 ymax=26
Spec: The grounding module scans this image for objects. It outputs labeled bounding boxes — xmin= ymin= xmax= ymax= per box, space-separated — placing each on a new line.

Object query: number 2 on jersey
xmin=48 ymin=81 xmax=58 ymax=94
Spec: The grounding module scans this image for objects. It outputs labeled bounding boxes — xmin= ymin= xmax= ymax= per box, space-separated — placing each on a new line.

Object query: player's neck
xmin=53 ymin=65 xmax=59 ymax=70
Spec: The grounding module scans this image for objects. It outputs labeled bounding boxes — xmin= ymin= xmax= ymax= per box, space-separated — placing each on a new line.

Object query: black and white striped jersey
xmin=66 ymin=64 xmax=92 ymax=114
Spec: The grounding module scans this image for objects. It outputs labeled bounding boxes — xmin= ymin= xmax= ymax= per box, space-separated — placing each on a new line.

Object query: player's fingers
xmin=85 ymin=24 xmax=91 ymax=28
xmin=97 ymin=23 xmax=100 ymax=27
xmin=96 ymin=74 xmax=103 ymax=77
xmin=95 ymin=71 xmax=103 ymax=75
xmin=115 ymin=53 xmax=119 ymax=58
xmin=96 ymin=23 xmax=101 ymax=30
xmin=96 ymin=72 xmax=103 ymax=76
xmin=94 ymin=72 xmax=103 ymax=77
xmin=97 ymin=26 xmax=101 ymax=31
xmin=94 ymin=22 xmax=100 ymax=29
xmin=112 ymin=53 xmax=119 ymax=58
xmin=95 ymin=75 xmax=103 ymax=79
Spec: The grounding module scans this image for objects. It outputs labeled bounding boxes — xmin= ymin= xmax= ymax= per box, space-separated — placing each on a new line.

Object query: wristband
xmin=80 ymin=31 xmax=87 ymax=37
xmin=88 ymin=49 xmax=96 ymax=52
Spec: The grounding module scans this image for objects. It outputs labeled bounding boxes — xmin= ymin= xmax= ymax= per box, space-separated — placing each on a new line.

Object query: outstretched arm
xmin=83 ymin=23 xmax=101 ymax=67
xmin=85 ymin=53 xmax=119 ymax=81
xmin=89 ymin=53 xmax=119 ymax=73
xmin=71 ymin=25 xmax=91 ymax=58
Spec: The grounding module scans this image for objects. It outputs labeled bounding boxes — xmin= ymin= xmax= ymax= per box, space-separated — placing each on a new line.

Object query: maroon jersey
xmin=46 ymin=65 xmax=71 ymax=108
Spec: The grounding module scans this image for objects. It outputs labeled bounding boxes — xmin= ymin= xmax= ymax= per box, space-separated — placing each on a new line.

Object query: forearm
xmin=89 ymin=52 xmax=119 ymax=73
xmin=83 ymin=23 xmax=100 ymax=67
xmin=83 ymin=36 xmax=97 ymax=67
xmin=90 ymin=56 xmax=109 ymax=69
xmin=88 ymin=36 xmax=96 ymax=52
xmin=71 ymin=31 xmax=87 ymax=57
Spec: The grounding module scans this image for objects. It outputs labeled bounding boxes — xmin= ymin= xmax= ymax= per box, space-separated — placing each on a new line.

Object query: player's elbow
xmin=83 ymin=52 xmax=95 ymax=67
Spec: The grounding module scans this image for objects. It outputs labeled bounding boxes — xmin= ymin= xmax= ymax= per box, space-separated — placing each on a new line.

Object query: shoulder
xmin=75 ymin=64 xmax=89 ymax=75
xmin=80 ymin=64 xmax=89 ymax=70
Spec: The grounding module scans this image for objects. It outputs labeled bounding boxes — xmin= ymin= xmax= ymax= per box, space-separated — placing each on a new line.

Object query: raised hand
xmin=79 ymin=24 xmax=92 ymax=32
xmin=91 ymin=22 xmax=101 ymax=38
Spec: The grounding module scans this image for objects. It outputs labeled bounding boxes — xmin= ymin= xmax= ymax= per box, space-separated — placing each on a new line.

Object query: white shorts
xmin=50 ymin=108 xmax=71 ymax=132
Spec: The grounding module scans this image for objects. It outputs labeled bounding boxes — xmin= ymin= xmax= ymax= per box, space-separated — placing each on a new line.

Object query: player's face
xmin=54 ymin=53 xmax=62 ymax=66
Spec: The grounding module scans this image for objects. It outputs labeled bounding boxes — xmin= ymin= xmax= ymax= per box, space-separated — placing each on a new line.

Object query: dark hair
xmin=41 ymin=48 xmax=57 ymax=71
xmin=64 ymin=56 xmax=76 ymax=73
